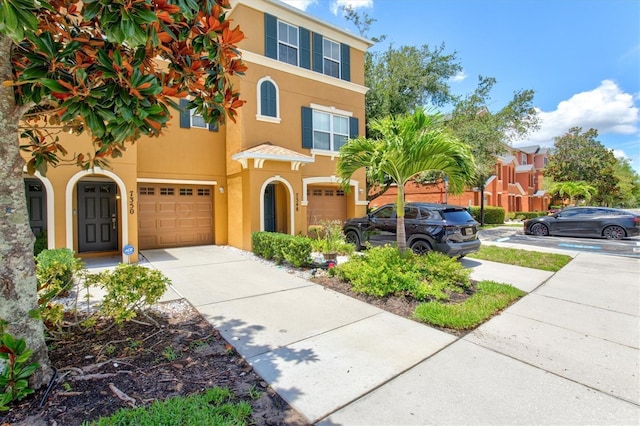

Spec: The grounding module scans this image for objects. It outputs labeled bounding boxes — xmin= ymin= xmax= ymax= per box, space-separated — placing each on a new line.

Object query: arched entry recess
xmin=66 ymin=168 xmax=130 ymax=262
xmin=22 ymin=170 xmax=55 ymax=250
xmin=260 ymin=177 xmax=294 ymax=234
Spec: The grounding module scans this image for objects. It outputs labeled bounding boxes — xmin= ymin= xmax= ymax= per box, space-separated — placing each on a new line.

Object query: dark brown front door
xmin=77 ymin=182 xmax=118 ymax=252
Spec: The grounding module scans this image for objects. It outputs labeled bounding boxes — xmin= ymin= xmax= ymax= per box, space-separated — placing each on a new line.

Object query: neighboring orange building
xmin=371 ymin=145 xmax=551 ymax=215
xmin=21 ymin=0 xmax=372 ymax=262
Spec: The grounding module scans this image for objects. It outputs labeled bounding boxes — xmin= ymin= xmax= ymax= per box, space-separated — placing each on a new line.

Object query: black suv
xmin=343 ymin=203 xmax=481 ymax=257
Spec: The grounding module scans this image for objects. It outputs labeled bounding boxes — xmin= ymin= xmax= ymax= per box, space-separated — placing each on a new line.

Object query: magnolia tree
xmin=0 ymin=0 xmax=246 ymax=388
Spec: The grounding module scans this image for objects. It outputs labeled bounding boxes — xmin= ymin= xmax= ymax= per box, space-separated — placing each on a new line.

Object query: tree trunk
xmin=396 ymin=185 xmax=407 ymax=252
xmin=0 ymin=35 xmax=53 ymax=389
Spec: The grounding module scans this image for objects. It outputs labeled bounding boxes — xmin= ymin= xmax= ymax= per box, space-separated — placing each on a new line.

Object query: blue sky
xmin=280 ymin=0 xmax=640 ymax=172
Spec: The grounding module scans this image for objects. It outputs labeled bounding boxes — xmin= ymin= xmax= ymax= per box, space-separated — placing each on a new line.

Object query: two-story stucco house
xmin=22 ymin=0 xmax=372 ymax=262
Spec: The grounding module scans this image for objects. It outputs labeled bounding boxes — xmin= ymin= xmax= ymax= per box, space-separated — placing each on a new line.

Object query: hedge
xmin=251 ymin=232 xmax=312 ymax=267
xmin=468 ymin=206 xmax=505 ymax=224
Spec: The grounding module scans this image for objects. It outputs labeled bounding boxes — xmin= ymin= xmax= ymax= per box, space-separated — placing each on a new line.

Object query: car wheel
xmin=530 ymin=223 xmax=549 ymax=236
xmin=410 ymin=240 xmax=432 ymax=255
xmin=345 ymin=230 xmax=361 ymax=250
xmin=603 ymin=225 xmax=625 ymax=240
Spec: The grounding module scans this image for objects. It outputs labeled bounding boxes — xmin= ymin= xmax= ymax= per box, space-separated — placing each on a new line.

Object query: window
xmin=160 ymin=188 xmax=174 ymax=196
xmin=139 ymin=187 xmax=154 ymax=195
xmin=178 ymin=99 xmax=218 ymax=131
xmin=323 ymin=38 xmax=340 ymax=78
xmin=521 ymin=154 xmax=527 ymax=165
xmin=278 ymin=21 xmax=298 ymax=66
xmin=257 ymin=77 xmax=279 ymax=121
xmin=404 ymin=207 xmax=419 ymax=220
xmin=179 ymin=188 xmax=193 ymax=196
xmin=312 ymin=111 xmax=349 ymax=151
xmin=197 ymin=188 xmax=210 ymax=196
xmin=372 ymin=206 xmax=395 ymax=219
xmin=302 ymin=106 xmax=358 ymax=152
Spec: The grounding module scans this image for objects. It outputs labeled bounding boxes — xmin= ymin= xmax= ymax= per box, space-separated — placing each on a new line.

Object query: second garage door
xmin=306 ymin=186 xmax=347 ymax=226
xmin=138 ymin=184 xmax=214 ymax=249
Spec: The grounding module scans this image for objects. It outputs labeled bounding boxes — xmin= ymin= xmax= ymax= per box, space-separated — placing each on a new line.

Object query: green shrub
xmin=283 ymin=236 xmax=313 ymax=267
xmin=469 ymin=206 xmax=505 ymax=224
xmin=96 ymin=264 xmax=170 ymax=325
xmin=334 ymin=247 xmax=469 ymax=301
xmin=0 ymin=321 xmax=39 ymax=412
xmin=35 ymin=249 xmax=84 ymax=329
xmin=252 ymin=232 xmax=313 ymax=266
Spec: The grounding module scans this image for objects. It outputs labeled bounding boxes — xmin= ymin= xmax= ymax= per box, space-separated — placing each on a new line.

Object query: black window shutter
xmin=312 ymin=32 xmax=323 ymax=73
xmin=301 ymin=106 xmax=313 ymax=149
xmin=179 ymin=99 xmax=190 ymax=128
xmin=261 ymin=81 xmax=277 ymax=117
xmin=349 ymin=117 xmax=359 ymax=138
xmin=299 ymin=27 xmax=311 ymax=69
xmin=264 ymin=13 xmax=277 ymax=59
xmin=340 ymin=43 xmax=351 ymax=82
xmin=208 ymin=122 xmax=218 ymax=132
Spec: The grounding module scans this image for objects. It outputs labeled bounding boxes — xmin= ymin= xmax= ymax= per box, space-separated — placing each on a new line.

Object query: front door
xmin=264 ymin=184 xmax=276 ymax=232
xmin=24 ymin=178 xmax=47 ymax=236
xmin=77 ymin=182 xmax=118 ymax=252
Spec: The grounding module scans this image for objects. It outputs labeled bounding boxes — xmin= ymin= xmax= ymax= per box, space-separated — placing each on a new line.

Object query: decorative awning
xmin=231 ymin=142 xmax=315 ymax=171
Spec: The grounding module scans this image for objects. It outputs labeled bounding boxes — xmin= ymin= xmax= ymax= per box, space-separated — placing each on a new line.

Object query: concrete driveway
xmin=137 ymin=245 xmax=639 ymax=425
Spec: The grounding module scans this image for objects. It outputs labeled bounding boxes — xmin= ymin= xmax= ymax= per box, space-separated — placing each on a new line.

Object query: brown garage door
xmin=307 ymin=186 xmax=347 ymax=225
xmin=138 ymin=184 xmax=214 ymax=249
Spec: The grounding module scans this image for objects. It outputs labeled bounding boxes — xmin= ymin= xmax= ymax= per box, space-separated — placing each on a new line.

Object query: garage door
xmin=138 ymin=184 xmax=214 ymax=249
xmin=307 ymin=186 xmax=347 ymax=225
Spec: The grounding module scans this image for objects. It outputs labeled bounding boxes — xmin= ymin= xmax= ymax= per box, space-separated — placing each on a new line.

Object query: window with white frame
xmin=323 ymin=38 xmax=340 ymax=78
xmin=313 ymin=110 xmax=349 ymax=151
xmin=521 ymin=153 xmax=527 ymax=165
xmin=278 ymin=21 xmax=298 ymax=66
xmin=190 ymin=110 xmax=207 ymax=129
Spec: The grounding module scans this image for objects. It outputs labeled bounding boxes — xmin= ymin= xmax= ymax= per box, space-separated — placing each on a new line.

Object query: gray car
xmin=523 ymin=206 xmax=640 ymax=239
xmin=343 ymin=202 xmax=481 ymax=257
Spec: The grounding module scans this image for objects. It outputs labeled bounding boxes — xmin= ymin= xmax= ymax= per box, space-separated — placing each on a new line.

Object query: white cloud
xmin=526 ymin=80 xmax=639 ymax=144
xmin=612 ymin=149 xmax=630 ymax=160
xmin=330 ymin=0 xmax=374 ymax=15
xmin=280 ymin=0 xmax=318 ymax=12
xmin=450 ymin=70 xmax=467 ymax=83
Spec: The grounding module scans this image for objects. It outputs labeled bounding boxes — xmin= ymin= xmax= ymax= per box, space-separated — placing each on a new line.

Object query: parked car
xmin=523 ymin=206 xmax=640 ymax=239
xmin=343 ymin=203 xmax=481 ymax=257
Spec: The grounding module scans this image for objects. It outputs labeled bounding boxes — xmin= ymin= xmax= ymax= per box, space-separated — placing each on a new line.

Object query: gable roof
xmin=232 ymin=142 xmax=314 ymax=171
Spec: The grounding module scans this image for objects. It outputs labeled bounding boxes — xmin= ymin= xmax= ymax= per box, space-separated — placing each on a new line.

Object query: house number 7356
xmin=129 ymin=190 xmax=135 ymax=214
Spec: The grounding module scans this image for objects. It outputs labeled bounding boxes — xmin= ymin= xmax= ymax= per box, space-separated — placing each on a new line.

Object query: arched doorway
xmin=261 ymin=178 xmax=294 ymax=234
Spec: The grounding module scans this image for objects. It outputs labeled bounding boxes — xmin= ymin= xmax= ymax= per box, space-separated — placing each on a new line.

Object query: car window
xmin=557 ymin=209 xmax=580 ymax=218
xmin=419 ymin=207 xmax=439 ymax=220
xmin=404 ymin=207 xmax=419 ymax=219
xmin=442 ymin=209 xmax=474 ymax=223
xmin=372 ymin=206 xmax=394 ymax=219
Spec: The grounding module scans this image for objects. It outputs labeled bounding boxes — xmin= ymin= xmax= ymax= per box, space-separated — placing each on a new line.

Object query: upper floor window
xmin=323 ymin=38 xmax=340 ymax=78
xmin=179 ymin=99 xmax=218 ymax=132
xmin=312 ymin=110 xmax=349 ymax=151
xmin=301 ymin=105 xmax=358 ymax=153
xmin=521 ymin=153 xmax=527 ymax=165
xmin=257 ymin=77 xmax=280 ymax=122
xmin=278 ymin=21 xmax=298 ymax=66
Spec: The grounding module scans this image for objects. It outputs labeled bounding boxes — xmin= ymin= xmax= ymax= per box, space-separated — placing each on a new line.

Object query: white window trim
xmin=311 ymin=109 xmax=349 ymax=152
xmin=277 ymin=20 xmax=299 ymax=66
xmin=323 ymin=37 xmax=341 ymax=78
xmin=309 ymin=103 xmax=353 ymax=117
xmin=256 ymin=76 xmax=281 ymax=123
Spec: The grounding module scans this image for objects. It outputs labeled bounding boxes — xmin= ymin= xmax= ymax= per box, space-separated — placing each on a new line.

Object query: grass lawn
xmin=413 ymin=281 xmax=526 ymax=330
xmin=467 ymin=245 xmax=572 ymax=272
xmin=91 ymin=387 xmax=251 ymax=425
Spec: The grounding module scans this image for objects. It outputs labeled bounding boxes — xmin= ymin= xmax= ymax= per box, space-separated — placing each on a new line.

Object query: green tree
xmin=544 ymin=128 xmax=619 ymax=205
xmin=607 ymin=157 xmax=640 ymax=207
xmin=446 ymin=76 xmax=539 ymax=223
xmin=336 ymin=110 xmax=475 ymax=252
xmin=548 ymin=181 xmax=597 ymax=206
xmin=0 ymin=0 xmax=245 ymax=388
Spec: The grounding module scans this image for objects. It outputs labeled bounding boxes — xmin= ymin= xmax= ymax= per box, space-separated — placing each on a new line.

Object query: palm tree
xmin=548 ymin=181 xmax=597 ymax=206
xmin=337 ymin=110 xmax=475 ymax=252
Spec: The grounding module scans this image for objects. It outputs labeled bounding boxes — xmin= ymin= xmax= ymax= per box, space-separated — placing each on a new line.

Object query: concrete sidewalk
xmin=137 ymin=244 xmax=640 ymax=425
